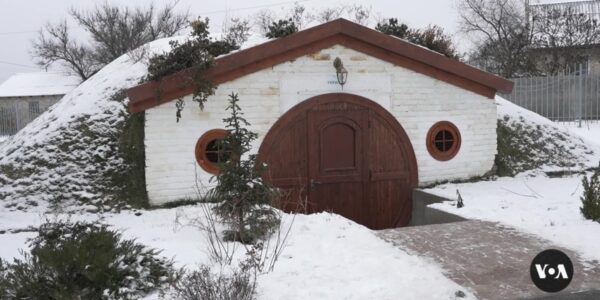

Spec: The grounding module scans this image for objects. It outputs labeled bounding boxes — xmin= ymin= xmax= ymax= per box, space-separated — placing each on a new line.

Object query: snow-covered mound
xmin=0 ymin=38 xmax=181 ymax=211
xmin=0 ymin=34 xmax=268 ymax=212
xmin=495 ymin=96 xmax=600 ymax=176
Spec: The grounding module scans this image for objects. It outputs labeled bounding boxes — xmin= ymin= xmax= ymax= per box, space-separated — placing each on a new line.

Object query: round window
xmin=195 ymin=129 xmax=230 ymax=174
xmin=426 ymin=121 xmax=461 ymax=161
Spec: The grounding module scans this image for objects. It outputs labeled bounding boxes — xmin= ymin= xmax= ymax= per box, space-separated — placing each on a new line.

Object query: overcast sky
xmin=0 ymin=0 xmax=577 ymax=83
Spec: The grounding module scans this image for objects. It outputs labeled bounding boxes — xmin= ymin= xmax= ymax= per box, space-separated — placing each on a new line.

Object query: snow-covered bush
xmin=0 ymin=260 xmax=9 ymax=297
xmin=581 ymin=170 xmax=600 ymax=222
xmin=495 ymin=116 xmax=583 ymax=176
xmin=0 ymin=221 xmax=176 ymax=299
xmin=173 ymin=265 xmax=256 ymax=300
xmin=0 ymin=90 xmax=148 ymax=211
xmin=495 ymin=98 xmax=598 ymax=176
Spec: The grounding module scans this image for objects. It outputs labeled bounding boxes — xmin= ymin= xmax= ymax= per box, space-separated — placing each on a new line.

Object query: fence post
xmin=14 ymin=102 xmax=21 ymax=133
xmin=578 ymin=63 xmax=583 ymax=128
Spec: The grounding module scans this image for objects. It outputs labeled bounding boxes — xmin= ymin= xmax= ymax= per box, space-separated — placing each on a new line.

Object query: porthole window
xmin=195 ymin=129 xmax=230 ymax=174
xmin=426 ymin=121 xmax=461 ymax=161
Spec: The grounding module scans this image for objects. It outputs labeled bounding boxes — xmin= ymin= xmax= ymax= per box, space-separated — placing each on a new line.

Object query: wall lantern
xmin=333 ymin=57 xmax=348 ymax=89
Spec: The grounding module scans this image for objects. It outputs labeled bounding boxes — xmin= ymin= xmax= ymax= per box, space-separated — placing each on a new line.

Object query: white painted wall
xmin=144 ymin=45 xmax=497 ymax=205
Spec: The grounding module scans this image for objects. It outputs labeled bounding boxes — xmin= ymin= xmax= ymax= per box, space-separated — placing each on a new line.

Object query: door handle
xmin=310 ymin=179 xmax=322 ymax=189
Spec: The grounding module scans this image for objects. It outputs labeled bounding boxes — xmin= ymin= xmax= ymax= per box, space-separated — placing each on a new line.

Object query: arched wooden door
xmin=258 ymin=93 xmax=418 ymax=229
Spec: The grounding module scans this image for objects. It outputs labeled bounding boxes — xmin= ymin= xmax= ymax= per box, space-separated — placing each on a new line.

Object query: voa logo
xmin=534 ymin=264 xmax=569 ymax=279
xmin=530 ymin=249 xmax=574 ymax=293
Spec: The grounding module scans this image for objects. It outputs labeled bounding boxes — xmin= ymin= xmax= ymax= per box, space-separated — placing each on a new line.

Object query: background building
xmin=0 ymin=72 xmax=80 ymax=135
xmin=530 ymin=0 xmax=600 ymax=75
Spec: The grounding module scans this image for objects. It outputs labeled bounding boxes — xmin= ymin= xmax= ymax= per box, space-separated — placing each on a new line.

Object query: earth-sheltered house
xmin=127 ymin=19 xmax=514 ymax=229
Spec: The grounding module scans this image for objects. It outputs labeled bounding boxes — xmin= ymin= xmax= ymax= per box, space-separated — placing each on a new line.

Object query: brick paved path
xmin=377 ymin=220 xmax=600 ymax=300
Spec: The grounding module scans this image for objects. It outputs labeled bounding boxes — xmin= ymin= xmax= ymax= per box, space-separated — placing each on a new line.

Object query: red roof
xmin=127 ymin=18 xmax=513 ymax=113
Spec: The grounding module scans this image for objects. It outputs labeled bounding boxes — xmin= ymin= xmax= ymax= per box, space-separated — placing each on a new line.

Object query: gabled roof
xmin=127 ymin=19 xmax=513 ymax=113
xmin=0 ymin=72 xmax=81 ymax=98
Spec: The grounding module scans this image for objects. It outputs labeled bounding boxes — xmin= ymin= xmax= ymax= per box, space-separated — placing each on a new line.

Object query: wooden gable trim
xmin=336 ymin=35 xmax=497 ymax=98
xmin=127 ymin=19 xmax=512 ymax=113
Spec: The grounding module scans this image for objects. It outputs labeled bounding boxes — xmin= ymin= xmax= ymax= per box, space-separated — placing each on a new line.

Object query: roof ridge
xmin=127 ymin=18 xmax=513 ymax=113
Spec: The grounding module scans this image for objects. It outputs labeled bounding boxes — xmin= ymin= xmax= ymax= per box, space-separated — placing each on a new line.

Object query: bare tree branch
xmin=254 ymin=9 xmax=275 ymax=35
xmin=459 ymin=0 xmax=536 ymax=77
xmin=32 ymin=1 xmax=189 ymax=80
xmin=347 ymin=4 xmax=373 ymax=26
xmin=31 ymin=20 xmax=97 ymax=80
xmin=460 ymin=0 xmax=600 ymax=77
xmin=312 ymin=5 xmax=345 ymax=23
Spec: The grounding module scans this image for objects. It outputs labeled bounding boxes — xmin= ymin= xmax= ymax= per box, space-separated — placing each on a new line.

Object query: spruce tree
xmin=581 ymin=170 xmax=600 ymax=222
xmin=211 ymin=93 xmax=279 ymax=243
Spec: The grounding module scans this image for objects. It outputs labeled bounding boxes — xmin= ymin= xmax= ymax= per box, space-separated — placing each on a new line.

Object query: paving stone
xmin=377 ymin=220 xmax=600 ymax=300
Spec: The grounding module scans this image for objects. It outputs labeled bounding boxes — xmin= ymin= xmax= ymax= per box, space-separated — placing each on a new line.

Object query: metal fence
xmin=0 ymin=100 xmax=45 ymax=136
xmin=28 ymin=101 xmax=42 ymax=120
xmin=499 ymin=68 xmax=600 ymax=124
xmin=0 ymin=104 xmax=19 ymax=136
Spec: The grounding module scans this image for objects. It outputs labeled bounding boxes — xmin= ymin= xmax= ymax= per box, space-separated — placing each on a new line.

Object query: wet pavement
xmin=378 ymin=220 xmax=600 ymax=300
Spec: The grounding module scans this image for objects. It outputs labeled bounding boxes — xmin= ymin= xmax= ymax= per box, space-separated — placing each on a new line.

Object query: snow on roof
xmin=0 ymin=72 xmax=81 ymax=98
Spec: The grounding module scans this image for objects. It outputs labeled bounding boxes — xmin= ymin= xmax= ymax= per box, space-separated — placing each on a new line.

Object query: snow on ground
xmin=426 ymin=173 xmax=600 ymax=263
xmin=0 ymin=207 xmax=474 ymax=300
xmin=0 ymin=135 xmax=7 ymax=143
xmin=256 ymin=213 xmax=473 ymax=300
xmin=559 ymin=121 xmax=600 ymax=148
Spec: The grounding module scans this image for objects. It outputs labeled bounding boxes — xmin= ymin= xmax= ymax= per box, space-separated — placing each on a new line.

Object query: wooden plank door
xmin=307 ymin=109 xmax=369 ymax=224
xmin=261 ymin=113 xmax=309 ymax=212
xmin=367 ymin=111 xmax=413 ymax=228
xmin=259 ymin=93 xmax=418 ymax=229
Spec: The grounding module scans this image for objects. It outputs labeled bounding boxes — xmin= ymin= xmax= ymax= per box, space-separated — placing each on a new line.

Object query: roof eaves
xmin=127 ymin=19 xmax=514 ymax=113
